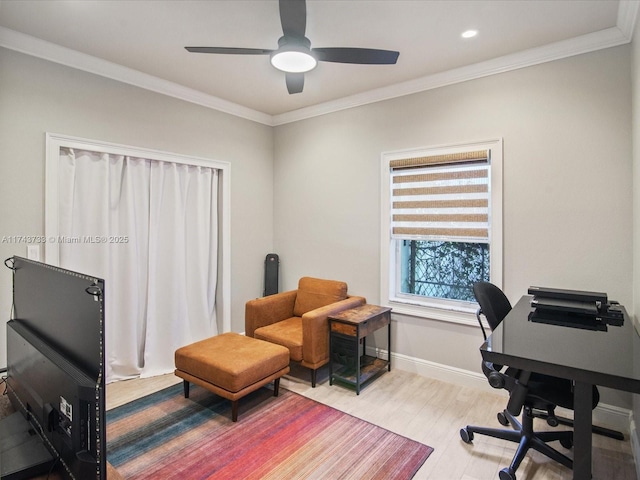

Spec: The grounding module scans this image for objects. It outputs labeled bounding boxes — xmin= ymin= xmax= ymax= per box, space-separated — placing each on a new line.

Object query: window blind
xmin=390 ymin=149 xmax=490 ymax=243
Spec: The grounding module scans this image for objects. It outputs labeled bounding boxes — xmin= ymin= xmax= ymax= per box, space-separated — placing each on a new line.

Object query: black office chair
xmin=460 ymin=282 xmax=599 ymax=480
xmin=471 ymin=282 xmax=623 ymax=436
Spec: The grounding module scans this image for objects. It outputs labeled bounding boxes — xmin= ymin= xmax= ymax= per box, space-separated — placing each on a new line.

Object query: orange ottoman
xmin=174 ymin=332 xmax=290 ymax=421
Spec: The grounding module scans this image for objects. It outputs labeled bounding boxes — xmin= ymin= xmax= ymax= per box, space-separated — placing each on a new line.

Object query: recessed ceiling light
xmin=462 ymin=30 xmax=478 ymax=39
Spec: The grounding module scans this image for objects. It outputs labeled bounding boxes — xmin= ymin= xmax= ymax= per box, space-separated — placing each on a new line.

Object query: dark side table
xmin=328 ymin=304 xmax=391 ymax=394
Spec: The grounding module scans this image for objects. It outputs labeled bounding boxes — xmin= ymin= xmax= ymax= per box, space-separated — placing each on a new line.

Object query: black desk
xmin=481 ymin=295 xmax=640 ymax=480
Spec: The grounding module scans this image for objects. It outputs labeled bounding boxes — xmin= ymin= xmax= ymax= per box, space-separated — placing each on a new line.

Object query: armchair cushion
xmin=293 ymin=277 xmax=348 ymax=317
xmin=254 ymin=317 xmax=303 ymax=361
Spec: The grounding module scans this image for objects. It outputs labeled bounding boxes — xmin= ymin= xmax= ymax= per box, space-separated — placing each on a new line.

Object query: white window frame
xmin=380 ymin=138 xmax=503 ymax=326
xmin=44 ymin=132 xmax=232 ymax=332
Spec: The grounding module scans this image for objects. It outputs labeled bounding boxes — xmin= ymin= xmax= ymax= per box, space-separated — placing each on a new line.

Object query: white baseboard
xmin=384 ymin=348 xmax=491 ymax=391
xmin=368 ymin=346 xmax=632 ymax=435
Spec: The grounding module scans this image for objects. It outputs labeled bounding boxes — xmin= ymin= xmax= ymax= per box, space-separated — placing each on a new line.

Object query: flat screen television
xmin=2 ymin=257 xmax=106 ymax=479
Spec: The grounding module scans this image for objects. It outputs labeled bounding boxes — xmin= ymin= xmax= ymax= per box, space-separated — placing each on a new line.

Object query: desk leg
xmin=573 ymin=381 xmax=593 ymax=480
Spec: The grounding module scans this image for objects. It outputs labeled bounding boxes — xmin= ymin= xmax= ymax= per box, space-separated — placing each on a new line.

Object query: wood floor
xmin=106 ymin=366 xmax=637 ymax=480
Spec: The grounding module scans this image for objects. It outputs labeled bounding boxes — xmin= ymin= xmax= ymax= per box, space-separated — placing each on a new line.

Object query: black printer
xmin=528 ymin=286 xmax=624 ymax=330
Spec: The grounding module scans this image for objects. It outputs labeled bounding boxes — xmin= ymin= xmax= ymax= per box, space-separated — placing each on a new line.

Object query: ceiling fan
xmin=185 ymin=0 xmax=400 ymax=94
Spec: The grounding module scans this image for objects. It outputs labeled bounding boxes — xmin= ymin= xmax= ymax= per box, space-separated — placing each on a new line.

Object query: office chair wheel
xmin=560 ymin=437 xmax=573 ymax=449
xmin=546 ymin=415 xmax=559 ymax=427
xmin=497 ymin=411 xmax=510 ymax=426
xmin=498 ymin=467 xmax=516 ymax=480
xmin=459 ymin=428 xmax=474 ymax=443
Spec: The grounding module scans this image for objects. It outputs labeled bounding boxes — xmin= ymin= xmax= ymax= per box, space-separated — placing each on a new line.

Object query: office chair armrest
xmin=482 ymin=361 xmax=507 ymax=387
xmin=506 ymin=370 xmax=531 ymax=417
xmin=482 ymin=361 xmax=532 ymax=417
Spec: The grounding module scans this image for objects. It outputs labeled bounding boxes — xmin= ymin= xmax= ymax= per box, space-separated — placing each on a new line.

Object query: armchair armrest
xmin=301 ymin=295 xmax=367 ymax=369
xmin=245 ymin=290 xmax=298 ymax=337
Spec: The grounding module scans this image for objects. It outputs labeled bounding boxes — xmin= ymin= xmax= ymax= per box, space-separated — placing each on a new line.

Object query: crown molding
xmin=618 ymin=0 xmax=640 ymax=39
xmin=273 ymin=1 xmax=639 ymax=125
xmin=1 ymin=1 xmax=638 ymax=128
xmin=0 ymin=27 xmax=273 ymax=126
xmin=272 ymin=24 xmax=634 ymax=125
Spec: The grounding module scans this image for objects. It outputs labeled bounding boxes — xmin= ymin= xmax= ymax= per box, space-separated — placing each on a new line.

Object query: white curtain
xmin=58 ymin=148 xmax=219 ymax=382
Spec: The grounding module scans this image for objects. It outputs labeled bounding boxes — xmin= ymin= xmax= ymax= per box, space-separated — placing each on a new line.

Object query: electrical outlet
xmin=27 ymin=245 xmax=40 ymax=261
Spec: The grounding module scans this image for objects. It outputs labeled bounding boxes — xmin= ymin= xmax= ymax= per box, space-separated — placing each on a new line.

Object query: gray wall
xmin=0 ymin=39 xmax=636 ymax=415
xmin=274 ymin=45 xmax=633 ymax=406
xmin=0 ymin=48 xmax=275 ymax=366
xmin=631 ymin=12 xmax=640 ymax=470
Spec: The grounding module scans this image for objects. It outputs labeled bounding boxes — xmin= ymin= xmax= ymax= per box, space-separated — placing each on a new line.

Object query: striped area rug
xmin=106 ymin=383 xmax=433 ymax=479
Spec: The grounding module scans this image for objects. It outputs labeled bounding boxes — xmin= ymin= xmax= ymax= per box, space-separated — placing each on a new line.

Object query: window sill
xmin=385 ymin=298 xmax=482 ymax=327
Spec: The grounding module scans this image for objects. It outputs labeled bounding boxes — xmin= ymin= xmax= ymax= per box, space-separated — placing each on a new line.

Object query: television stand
xmin=0 ymin=412 xmax=56 ymax=480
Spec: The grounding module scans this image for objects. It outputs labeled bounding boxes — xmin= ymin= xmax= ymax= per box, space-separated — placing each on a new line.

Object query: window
xmin=380 ymin=140 xmax=502 ymax=325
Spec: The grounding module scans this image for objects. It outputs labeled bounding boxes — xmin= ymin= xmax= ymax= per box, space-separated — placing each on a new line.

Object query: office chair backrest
xmin=473 ymin=282 xmax=518 ymax=406
xmin=473 ymin=282 xmax=512 ymax=331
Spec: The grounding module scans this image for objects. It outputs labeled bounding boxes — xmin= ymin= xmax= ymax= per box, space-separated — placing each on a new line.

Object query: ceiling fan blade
xmin=185 ymin=46 xmax=273 ymax=55
xmin=279 ymin=0 xmax=306 ymax=38
xmin=313 ymin=48 xmax=399 ymax=65
xmin=286 ymin=73 xmax=304 ymax=94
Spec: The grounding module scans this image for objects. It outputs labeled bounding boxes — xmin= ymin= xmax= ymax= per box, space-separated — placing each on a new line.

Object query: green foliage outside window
xmin=400 ymin=240 xmax=490 ymax=302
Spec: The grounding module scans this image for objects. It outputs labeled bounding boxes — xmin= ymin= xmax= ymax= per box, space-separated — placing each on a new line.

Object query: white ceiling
xmin=0 ymin=1 xmax=637 ymax=125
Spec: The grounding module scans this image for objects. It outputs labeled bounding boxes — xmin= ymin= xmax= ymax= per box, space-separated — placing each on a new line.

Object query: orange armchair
xmin=245 ymin=277 xmax=366 ymax=387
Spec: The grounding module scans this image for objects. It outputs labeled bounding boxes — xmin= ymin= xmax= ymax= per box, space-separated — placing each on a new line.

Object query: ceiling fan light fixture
xmin=270 ymin=47 xmax=317 ymax=73
xmin=185 ymin=1 xmax=399 ymax=94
